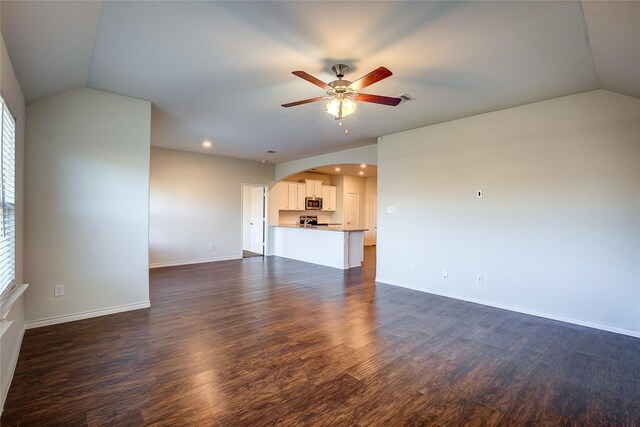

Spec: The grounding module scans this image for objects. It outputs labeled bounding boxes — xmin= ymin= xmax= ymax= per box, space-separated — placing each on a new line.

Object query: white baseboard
xmin=375 ymin=277 xmax=640 ymax=339
xmin=149 ymin=255 xmax=241 ymax=269
xmin=0 ymin=324 xmax=25 ymax=416
xmin=25 ymin=301 xmax=151 ymax=330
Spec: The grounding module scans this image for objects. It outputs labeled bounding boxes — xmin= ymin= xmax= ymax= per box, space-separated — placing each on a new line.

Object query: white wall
xmin=0 ymin=30 xmax=26 ymax=415
xmin=149 ymin=148 xmax=274 ymax=267
xmin=377 ymin=89 xmax=640 ymax=337
xmin=276 ymin=144 xmax=377 ymax=181
xmin=25 ymin=88 xmax=151 ymax=326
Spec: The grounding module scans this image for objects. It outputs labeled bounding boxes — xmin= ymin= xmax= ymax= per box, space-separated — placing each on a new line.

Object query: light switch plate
xmin=54 ymin=284 xmax=64 ymax=297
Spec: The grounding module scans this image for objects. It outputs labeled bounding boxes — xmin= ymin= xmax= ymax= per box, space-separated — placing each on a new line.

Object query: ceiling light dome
xmin=326 ymin=97 xmax=357 ymax=119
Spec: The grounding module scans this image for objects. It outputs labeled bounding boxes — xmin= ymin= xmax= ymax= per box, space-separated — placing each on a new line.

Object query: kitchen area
xmin=269 ymin=164 xmax=377 ymax=270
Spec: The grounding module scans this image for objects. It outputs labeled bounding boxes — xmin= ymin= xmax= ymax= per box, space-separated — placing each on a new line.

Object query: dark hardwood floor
xmin=3 ymin=247 xmax=640 ymax=425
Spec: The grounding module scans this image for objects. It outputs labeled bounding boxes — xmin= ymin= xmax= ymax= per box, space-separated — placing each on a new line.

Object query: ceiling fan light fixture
xmin=284 ymin=65 xmax=400 ymax=130
xmin=326 ymin=97 xmax=357 ymax=119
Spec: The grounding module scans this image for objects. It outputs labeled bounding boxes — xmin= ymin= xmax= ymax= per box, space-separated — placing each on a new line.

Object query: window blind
xmin=0 ymin=97 xmax=16 ymax=297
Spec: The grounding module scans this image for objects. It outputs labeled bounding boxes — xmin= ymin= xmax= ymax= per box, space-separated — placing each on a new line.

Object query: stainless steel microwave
xmin=305 ymin=197 xmax=323 ymax=210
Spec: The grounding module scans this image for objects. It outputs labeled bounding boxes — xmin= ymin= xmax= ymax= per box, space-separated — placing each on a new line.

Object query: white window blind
xmin=0 ymin=97 xmax=16 ymax=297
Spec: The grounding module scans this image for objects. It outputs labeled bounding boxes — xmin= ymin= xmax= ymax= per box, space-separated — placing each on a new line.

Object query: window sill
xmin=0 ymin=283 xmax=28 ymax=337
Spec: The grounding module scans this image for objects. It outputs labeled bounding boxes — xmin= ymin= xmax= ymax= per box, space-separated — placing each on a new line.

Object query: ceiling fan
xmin=282 ymin=64 xmax=401 ymax=122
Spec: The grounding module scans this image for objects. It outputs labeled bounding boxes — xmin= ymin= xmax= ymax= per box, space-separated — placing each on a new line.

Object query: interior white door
xmin=346 ymin=192 xmax=359 ymax=228
xmin=250 ymin=187 xmax=264 ymax=254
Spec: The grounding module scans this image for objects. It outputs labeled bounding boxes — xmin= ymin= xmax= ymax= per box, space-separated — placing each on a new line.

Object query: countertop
xmin=272 ymin=225 xmax=368 ymax=233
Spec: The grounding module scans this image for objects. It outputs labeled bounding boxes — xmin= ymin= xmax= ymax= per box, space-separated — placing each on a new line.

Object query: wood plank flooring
xmin=2 ymin=247 xmax=640 ymax=425
xmin=242 ymin=250 xmax=263 ymax=258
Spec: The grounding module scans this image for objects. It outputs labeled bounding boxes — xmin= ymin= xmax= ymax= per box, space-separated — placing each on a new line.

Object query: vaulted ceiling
xmin=2 ymin=1 xmax=639 ymax=162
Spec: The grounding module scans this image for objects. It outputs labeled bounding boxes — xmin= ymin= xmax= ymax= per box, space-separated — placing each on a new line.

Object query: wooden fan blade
xmin=292 ymin=71 xmax=332 ymax=90
xmin=356 ymin=93 xmax=402 ymax=106
xmin=349 ymin=67 xmax=393 ymax=91
xmin=281 ymin=96 xmax=328 ymax=108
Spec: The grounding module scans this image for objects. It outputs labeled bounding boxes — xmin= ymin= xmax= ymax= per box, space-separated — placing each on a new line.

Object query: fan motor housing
xmin=328 ymin=79 xmax=352 ymax=93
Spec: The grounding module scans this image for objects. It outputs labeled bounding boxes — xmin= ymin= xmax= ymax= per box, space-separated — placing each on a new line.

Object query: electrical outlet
xmin=208 ymin=243 xmax=214 ymax=250
xmin=54 ymin=284 xmax=64 ymax=297
xmin=442 ymin=268 xmax=448 ymax=279
xmin=477 ymin=275 xmax=483 ymax=284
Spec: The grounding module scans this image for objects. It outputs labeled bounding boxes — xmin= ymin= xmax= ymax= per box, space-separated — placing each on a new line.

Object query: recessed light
xmin=335 ymin=167 xmax=341 ymax=172
xmin=202 ymin=140 xmax=212 ymax=148
xmin=359 ymin=171 xmax=364 ymax=175
xmin=360 ymin=164 xmax=366 ymax=168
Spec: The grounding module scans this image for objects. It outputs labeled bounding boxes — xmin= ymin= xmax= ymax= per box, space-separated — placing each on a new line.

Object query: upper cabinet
xmin=297 ymin=183 xmax=306 ymax=210
xmin=274 ymin=180 xmax=335 ymax=211
xmin=275 ymin=182 xmax=288 ymax=210
xmin=287 ymin=183 xmax=298 ymax=210
xmin=322 ymin=185 xmax=337 ymax=211
xmin=274 ymin=181 xmax=306 ymax=211
xmin=305 ymin=179 xmax=323 ymax=198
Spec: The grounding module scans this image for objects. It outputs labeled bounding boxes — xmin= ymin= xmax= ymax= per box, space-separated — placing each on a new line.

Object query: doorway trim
xmin=240 ymin=183 xmax=269 ymax=258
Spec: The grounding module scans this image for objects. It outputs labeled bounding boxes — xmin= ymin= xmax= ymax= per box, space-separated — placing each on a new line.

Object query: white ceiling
xmin=581 ymin=1 xmax=640 ymax=99
xmin=2 ymin=1 xmax=639 ymax=163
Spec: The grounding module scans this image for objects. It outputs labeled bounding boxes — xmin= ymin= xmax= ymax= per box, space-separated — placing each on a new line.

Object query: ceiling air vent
xmin=398 ymin=93 xmax=415 ymax=103
xmin=266 ymin=150 xmax=277 ymax=154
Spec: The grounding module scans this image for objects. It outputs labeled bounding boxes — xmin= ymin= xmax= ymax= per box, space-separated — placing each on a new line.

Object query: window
xmin=0 ymin=97 xmax=16 ymax=297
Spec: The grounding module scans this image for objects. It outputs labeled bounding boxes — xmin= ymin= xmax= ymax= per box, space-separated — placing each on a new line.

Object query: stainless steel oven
xmin=305 ymin=197 xmax=323 ymax=210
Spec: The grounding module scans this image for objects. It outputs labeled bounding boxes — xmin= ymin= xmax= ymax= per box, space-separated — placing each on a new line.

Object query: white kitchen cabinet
xmin=274 ymin=182 xmax=289 ymax=210
xmin=329 ymin=186 xmax=337 ymax=211
xmin=321 ymin=185 xmax=330 ymax=210
xmin=297 ymin=183 xmax=306 ymax=210
xmin=305 ymin=179 xmax=323 ymax=198
xmin=275 ymin=181 xmax=312 ymax=211
xmin=287 ymin=183 xmax=298 ymax=210
xmin=321 ymin=185 xmax=337 ymax=211
xmin=283 ymin=182 xmax=306 ymax=211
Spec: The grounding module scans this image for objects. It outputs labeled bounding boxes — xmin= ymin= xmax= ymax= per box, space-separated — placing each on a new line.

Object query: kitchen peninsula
xmin=272 ymin=225 xmax=367 ymax=269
